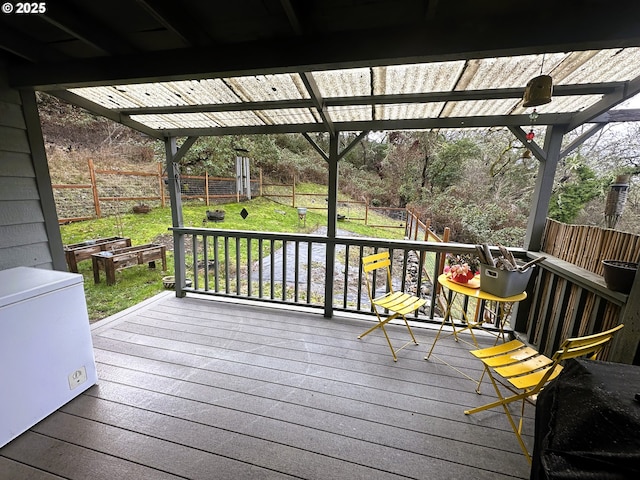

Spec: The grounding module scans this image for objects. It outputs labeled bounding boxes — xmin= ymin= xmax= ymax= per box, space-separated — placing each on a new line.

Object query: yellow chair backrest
xmin=553 ymin=324 xmax=624 ymax=362
xmin=362 ymin=251 xmax=394 ymax=297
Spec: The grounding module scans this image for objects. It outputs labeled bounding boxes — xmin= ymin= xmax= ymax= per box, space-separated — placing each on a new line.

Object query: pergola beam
xmin=568 ymin=76 xmax=640 ymax=131
xmin=301 ymin=72 xmax=335 ymax=136
xmin=507 ymin=126 xmax=547 ymax=162
xmin=47 ymin=90 xmax=165 ymax=140
xmin=157 ymin=113 xmax=575 ymax=138
xmin=560 ymin=123 xmax=606 ymax=160
xmin=115 ymin=83 xmax=626 ymax=116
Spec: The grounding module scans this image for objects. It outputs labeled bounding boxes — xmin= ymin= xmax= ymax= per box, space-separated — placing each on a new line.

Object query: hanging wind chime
xmin=522 ymin=54 xmax=553 ymax=149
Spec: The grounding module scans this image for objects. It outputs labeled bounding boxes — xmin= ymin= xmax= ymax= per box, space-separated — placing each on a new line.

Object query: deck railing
xmin=171 ymin=226 xmax=632 ymax=363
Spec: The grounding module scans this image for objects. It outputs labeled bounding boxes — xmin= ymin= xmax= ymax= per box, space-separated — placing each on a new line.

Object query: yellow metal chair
xmin=464 ymin=324 xmax=624 ymax=463
xmin=359 ymin=251 xmax=427 ymax=361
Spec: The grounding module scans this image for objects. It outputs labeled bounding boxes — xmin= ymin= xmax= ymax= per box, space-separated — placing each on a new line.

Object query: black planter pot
xmin=602 ymin=260 xmax=638 ymax=293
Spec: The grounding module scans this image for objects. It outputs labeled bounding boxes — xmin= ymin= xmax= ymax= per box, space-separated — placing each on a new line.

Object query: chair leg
xmin=379 ymin=324 xmax=399 ymax=362
xmin=425 ymin=315 xmax=449 ymax=359
xmin=475 ymin=366 xmax=488 ymax=394
xmin=500 ymin=399 xmax=532 ymax=464
xmin=357 ymin=319 xmax=386 ymax=340
xmin=358 ymin=312 xmax=411 ymax=361
xmin=465 ymin=370 xmax=532 ymax=464
xmin=400 ymin=314 xmax=419 ymax=345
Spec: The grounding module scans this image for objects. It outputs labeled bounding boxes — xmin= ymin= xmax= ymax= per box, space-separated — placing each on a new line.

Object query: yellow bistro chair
xmin=359 ymin=251 xmax=427 ymax=361
xmin=464 ymin=324 xmax=624 ymax=463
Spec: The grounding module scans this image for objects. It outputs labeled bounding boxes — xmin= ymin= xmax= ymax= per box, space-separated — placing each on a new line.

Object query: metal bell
xmin=522 ymin=74 xmax=553 ymax=107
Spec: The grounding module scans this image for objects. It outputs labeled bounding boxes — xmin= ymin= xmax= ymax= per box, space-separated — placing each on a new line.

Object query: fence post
xmin=365 ymin=202 xmax=369 ymax=226
xmin=157 ymin=163 xmax=165 ymax=208
xmin=205 ymin=171 xmax=210 ymax=206
xmin=423 ymin=218 xmax=431 ymax=241
xmin=292 ymin=176 xmax=296 ymax=208
xmin=88 ymin=158 xmax=101 ymax=218
xmin=259 ymin=168 xmax=263 ymax=197
xmin=437 ymin=227 xmax=451 ymax=274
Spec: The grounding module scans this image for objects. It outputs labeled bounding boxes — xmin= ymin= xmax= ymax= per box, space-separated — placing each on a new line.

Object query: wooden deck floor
xmin=1 ymin=292 xmax=533 ymax=479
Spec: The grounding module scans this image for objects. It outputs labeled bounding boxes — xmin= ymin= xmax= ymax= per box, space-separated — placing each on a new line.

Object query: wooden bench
xmin=64 ymin=237 xmax=131 ymax=273
xmin=91 ymin=243 xmax=167 ymax=285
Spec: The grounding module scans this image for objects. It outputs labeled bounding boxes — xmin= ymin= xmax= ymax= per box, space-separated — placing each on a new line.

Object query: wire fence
xmin=52 ymin=160 xmax=259 ymax=223
xmin=52 ymin=160 xmax=434 ymax=235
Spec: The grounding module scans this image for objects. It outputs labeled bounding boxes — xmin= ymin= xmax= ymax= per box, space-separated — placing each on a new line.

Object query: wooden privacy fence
xmin=542 ymin=219 xmax=640 ymax=273
xmin=52 ymin=159 xmax=260 ymax=223
xmin=520 ymin=219 xmax=639 ymax=361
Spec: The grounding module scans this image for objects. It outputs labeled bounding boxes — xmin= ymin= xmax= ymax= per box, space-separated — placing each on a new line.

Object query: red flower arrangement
xmin=444 ymin=253 xmax=481 ymax=284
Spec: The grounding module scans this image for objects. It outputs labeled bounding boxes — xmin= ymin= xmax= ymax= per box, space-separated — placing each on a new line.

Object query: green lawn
xmin=61 ymin=196 xmax=405 ymax=322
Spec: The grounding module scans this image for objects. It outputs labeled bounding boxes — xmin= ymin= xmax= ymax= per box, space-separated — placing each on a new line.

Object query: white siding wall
xmin=0 ymin=61 xmax=64 ymax=270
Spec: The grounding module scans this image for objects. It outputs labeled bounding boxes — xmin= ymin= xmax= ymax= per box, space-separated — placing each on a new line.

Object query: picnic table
xmin=64 ymin=237 xmax=131 ymax=272
xmin=91 ymin=243 xmax=166 ymax=285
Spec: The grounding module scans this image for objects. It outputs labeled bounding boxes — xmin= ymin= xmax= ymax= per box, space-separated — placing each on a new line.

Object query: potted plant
xmin=444 ymin=253 xmax=481 ymax=284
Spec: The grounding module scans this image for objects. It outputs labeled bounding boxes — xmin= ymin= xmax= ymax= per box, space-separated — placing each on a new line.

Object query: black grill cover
xmin=531 ymin=358 xmax=640 ymax=480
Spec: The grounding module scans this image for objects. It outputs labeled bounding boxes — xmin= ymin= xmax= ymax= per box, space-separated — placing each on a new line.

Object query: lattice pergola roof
xmin=58 ymin=48 xmax=640 ymax=138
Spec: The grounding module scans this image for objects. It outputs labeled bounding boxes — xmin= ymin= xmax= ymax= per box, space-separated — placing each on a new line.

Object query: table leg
xmin=92 ymin=257 xmax=100 ymax=284
xmin=66 ymin=252 xmax=79 ymax=273
xmin=105 ymin=259 xmax=116 ymax=286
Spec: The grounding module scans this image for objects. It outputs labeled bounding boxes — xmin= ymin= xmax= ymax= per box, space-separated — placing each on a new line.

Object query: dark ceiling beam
xmin=114 ymin=83 xmax=625 ymax=116
xmin=10 ymin=11 xmax=640 ymax=90
xmin=157 ymin=113 xmax=575 ymax=137
xmin=48 ymin=90 xmax=164 ymax=140
xmin=280 ymin=0 xmax=304 ymax=35
xmin=134 ymin=0 xmax=207 ymax=47
xmin=0 ymin=25 xmax=67 ymax=63
xmin=41 ymin=5 xmax=136 ymax=56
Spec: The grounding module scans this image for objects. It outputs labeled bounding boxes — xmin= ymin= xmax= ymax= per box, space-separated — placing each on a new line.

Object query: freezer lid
xmin=0 ymin=267 xmax=83 ymax=308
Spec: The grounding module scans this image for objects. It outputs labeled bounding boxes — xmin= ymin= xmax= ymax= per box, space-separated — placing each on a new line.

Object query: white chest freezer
xmin=0 ymin=266 xmax=97 ymax=448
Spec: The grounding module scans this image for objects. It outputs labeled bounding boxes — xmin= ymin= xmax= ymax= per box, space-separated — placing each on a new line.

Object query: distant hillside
xmin=37 ymin=93 xmax=160 ymax=183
